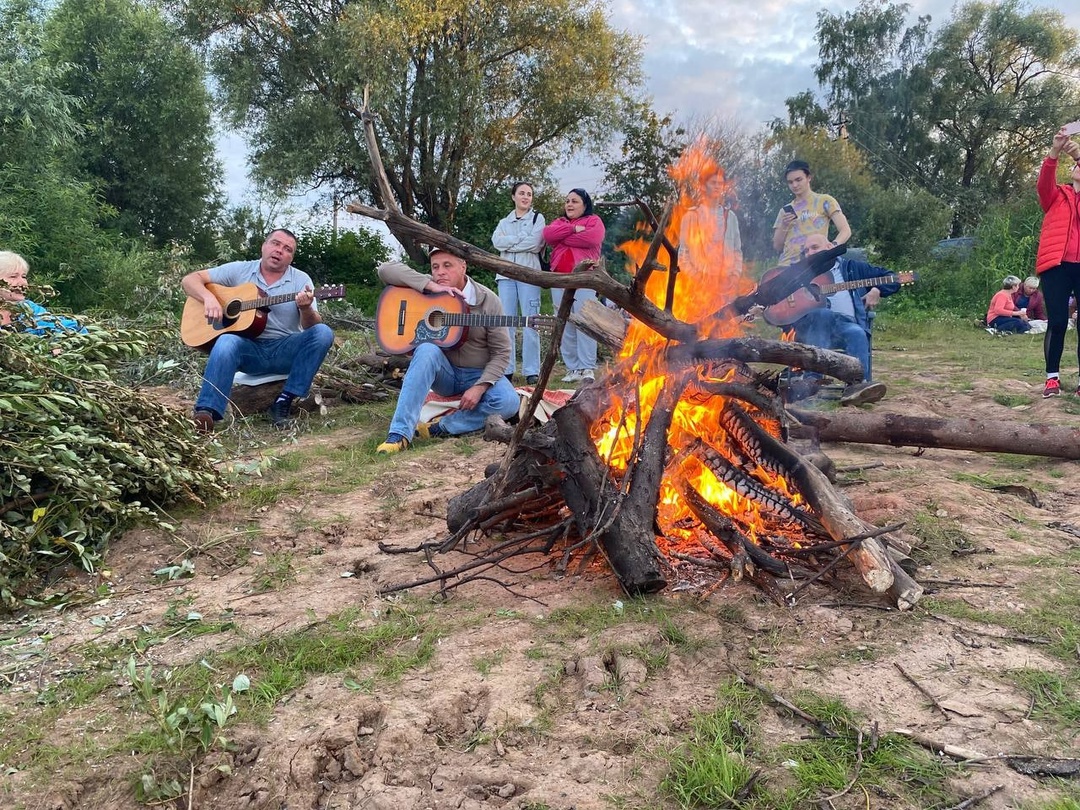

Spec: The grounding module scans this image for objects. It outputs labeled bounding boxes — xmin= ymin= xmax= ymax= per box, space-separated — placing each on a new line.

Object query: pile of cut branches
xmin=0 ymin=326 xmax=227 ymax=608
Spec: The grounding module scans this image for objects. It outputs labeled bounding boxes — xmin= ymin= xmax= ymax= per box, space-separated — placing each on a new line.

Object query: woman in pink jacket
xmin=543 ymin=188 xmax=605 ymax=382
xmin=1035 ymin=127 xmax=1080 ymax=397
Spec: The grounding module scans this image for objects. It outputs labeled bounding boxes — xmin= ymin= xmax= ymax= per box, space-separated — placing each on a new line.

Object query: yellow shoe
xmin=415 ymin=419 xmax=445 ymax=440
xmin=376 ymin=436 xmax=410 ymax=454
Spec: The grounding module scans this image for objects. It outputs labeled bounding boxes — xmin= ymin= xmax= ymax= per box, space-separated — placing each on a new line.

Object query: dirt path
xmin=3 ymin=348 xmax=1080 ymax=810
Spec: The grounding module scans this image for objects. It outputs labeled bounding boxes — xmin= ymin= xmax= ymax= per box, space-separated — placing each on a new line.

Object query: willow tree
xmin=175 ymin=0 xmax=641 ymax=257
xmin=921 ymin=0 xmax=1080 ymax=234
xmin=44 ymin=0 xmax=222 ymax=247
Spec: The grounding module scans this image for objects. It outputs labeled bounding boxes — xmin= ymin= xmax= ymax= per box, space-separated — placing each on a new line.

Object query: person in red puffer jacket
xmin=542 ymin=188 xmax=605 ymax=382
xmin=1035 ymin=127 xmax=1080 ymax=398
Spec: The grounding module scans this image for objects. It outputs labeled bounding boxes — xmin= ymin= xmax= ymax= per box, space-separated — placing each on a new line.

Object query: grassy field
xmin=2 ymin=316 xmax=1080 ymax=810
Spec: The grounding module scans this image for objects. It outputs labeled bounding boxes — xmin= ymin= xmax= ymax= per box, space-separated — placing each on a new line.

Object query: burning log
xmin=789 ymin=407 xmax=1080 ymax=460
xmin=550 ymin=386 xmax=667 ymax=595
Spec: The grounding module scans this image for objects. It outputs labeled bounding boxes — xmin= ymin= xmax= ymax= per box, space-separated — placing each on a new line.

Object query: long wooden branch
xmin=358 ymin=86 xmax=399 ymax=214
xmin=345 ymin=200 xmax=698 ymax=344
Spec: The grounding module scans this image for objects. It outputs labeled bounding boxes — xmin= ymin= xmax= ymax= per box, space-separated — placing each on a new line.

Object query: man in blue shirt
xmin=787 ymin=234 xmax=901 ymax=406
xmin=182 ymin=229 xmax=334 ymax=431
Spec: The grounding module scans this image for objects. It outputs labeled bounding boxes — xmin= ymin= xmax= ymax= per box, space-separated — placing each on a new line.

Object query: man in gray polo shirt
xmin=182 ymin=229 xmax=334 ymax=431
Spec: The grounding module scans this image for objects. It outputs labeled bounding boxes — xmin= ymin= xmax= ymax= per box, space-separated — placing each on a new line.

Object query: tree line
xmin=1 ymin=0 xmax=1077 ymax=317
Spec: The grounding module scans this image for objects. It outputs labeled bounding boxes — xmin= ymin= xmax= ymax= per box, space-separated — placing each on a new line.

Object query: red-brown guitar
xmin=762 ymin=269 xmax=916 ymax=326
xmin=181 ymin=282 xmax=345 ymax=350
xmin=375 ymin=287 xmax=557 ymax=355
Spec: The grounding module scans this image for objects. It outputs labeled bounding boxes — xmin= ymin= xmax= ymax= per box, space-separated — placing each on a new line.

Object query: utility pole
xmin=332 ymin=188 xmax=339 ymax=241
xmin=834 ymin=109 xmax=850 ymax=141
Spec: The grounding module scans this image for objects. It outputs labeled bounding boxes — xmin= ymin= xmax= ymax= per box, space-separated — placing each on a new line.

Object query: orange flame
xmin=592 ymin=138 xmax=798 ymax=548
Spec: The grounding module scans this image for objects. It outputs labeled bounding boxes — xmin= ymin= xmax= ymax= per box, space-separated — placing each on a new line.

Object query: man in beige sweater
xmin=376 ymin=247 xmax=518 ymax=454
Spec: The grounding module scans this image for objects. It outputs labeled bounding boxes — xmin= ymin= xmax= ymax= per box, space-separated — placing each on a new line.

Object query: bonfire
xmin=364 ymin=140 xmax=923 ymax=610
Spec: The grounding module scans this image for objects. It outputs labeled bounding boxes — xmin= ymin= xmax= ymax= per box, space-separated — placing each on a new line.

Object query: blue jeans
xmin=497 ymin=278 xmax=542 ymax=377
xmin=195 ymin=324 xmax=334 ymax=418
xmin=550 ymin=287 xmax=597 ymax=371
xmin=389 ymin=342 xmax=520 ymax=438
xmin=989 ymin=315 xmax=1030 ymax=334
xmin=793 ymin=310 xmax=871 ymax=381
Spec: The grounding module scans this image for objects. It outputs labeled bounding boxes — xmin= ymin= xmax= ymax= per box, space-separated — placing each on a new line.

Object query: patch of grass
xmin=989 ymin=452 xmax=1055 ymax=469
xmin=778 ymin=731 xmax=954 ymax=807
xmin=659 ymin=678 xmax=760 ymax=807
xmin=907 ymin=504 xmax=977 ymax=562
xmin=655 ymin=681 xmax=958 ymax=810
xmin=994 ymin=393 xmax=1034 ymax=408
xmin=541 ymin=597 xmax=690 ymax=639
xmin=925 ymin=571 xmax=1080 ymax=666
xmin=1010 ymin=669 xmax=1080 ymax=729
xmin=129 ymin=600 xmax=238 ymax=653
xmin=473 ymin=650 xmax=506 ymax=676
xmin=1020 ymin=797 xmax=1080 ymax=810
xmin=249 ymin=551 xmax=298 ymax=592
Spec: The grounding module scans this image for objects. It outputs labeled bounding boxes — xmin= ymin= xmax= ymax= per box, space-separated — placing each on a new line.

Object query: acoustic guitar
xmin=181 ymin=282 xmax=346 ymax=350
xmin=761 ymin=268 xmax=916 ymax=326
xmin=375 ymin=286 xmax=558 ymax=355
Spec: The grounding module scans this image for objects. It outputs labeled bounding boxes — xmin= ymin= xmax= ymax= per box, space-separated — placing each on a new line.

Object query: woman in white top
xmin=491 ymin=182 xmax=546 ymax=384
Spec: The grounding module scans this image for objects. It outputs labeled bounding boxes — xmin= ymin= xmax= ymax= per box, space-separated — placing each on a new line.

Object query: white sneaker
xmin=580 ymin=369 xmax=595 ymax=381
xmin=561 ymin=370 xmax=582 ymax=382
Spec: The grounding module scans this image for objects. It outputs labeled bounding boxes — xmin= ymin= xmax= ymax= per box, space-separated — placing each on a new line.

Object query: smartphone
xmin=782 ymin=204 xmax=796 ymax=216
xmin=1064 ymin=120 xmax=1080 ymax=136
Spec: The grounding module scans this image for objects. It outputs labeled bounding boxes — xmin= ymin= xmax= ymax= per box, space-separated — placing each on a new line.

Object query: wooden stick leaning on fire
xmin=348 ymin=99 xmax=919 ymax=606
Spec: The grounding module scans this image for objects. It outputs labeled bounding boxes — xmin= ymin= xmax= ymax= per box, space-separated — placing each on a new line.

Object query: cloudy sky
xmin=222 ymin=0 xmax=1075 ymax=219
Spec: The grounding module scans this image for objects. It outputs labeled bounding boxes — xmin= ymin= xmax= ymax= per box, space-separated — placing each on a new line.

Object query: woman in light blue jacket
xmin=491 ymin=182 xmax=545 ymax=384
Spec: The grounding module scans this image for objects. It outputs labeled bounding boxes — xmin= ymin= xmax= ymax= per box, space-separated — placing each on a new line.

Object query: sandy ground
xmin=2 ymin=347 xmax=1080 ymax=810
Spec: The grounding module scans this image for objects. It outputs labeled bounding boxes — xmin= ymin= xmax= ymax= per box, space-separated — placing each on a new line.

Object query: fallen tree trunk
xmin=228 ymin=382 xmax=323 ymax=417
xmin=789 ymin=408 xmax=1080 ymax=460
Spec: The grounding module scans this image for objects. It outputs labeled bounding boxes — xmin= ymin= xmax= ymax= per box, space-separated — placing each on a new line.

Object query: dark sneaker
xmin=268 ymin=398 xmax=293 ymax=427
xmin=1043 ymin=378 xmax=1061 ymax=398
xmin=192 ymin=410 xmax=215 ymax=434
xmin=840 ymin=381 xmax=887 ymax=406
xmin=785 ymin=377 xmax=822 ymax=403
xmin=525 ymin=375 xmax=539 ymax=385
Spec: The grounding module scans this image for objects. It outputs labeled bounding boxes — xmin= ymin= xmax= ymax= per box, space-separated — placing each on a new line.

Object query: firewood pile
xmin=379 ymin=346 xmax=922 ymax=610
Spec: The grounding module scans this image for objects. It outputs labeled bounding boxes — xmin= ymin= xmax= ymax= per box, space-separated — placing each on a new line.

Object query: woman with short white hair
xmin=0 ymin=251 xmax=84 ymax=334
xmin=1013 ymin=276 xmax=1047 ymax=333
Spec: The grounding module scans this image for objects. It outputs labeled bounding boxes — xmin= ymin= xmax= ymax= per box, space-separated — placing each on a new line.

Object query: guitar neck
xmin=819 ymin=275 xmax=899 ymax=295
xmin=443 ymin=313 xmax=535 ymax=328
xmin=240 ymin=292 xmax=301 ymax=311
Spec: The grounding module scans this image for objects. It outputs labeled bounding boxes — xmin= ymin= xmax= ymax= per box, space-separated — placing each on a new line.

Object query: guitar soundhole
xmin=427 ymin=310 xmax=446 ymax=329
xmin=224 ymin=299 xmax=243 ymax=319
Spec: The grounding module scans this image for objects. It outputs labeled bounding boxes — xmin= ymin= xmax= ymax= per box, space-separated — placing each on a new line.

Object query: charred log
xmin=552 ymin=387 xmax=667 ymax=595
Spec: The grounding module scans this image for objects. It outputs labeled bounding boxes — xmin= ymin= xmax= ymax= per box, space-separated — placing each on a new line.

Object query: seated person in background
xmin=789 ymin=234 xmax=901 ymax=406
xmin=1013 ymin=276 xmax=1047 ymax=332
xmin=0 ymin=250 xmax=85 ymax=335
xmin=375 ymin=247 xmax=520 ymax=454
xmin=182 ymin=229 xmax=334 ymax=432
xmin=986 ymin=275 xmax=1031 ymax=333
